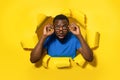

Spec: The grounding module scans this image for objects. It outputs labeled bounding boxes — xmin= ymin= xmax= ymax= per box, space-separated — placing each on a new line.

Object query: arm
xmin=69 ymin=23 xmax=93 ymax=62
xmin=30 ymin=24 xmax=54 ymax=63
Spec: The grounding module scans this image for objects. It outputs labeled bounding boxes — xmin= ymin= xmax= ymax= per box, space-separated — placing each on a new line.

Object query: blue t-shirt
xmin=43 ymin=32 xmax=81 ymax=58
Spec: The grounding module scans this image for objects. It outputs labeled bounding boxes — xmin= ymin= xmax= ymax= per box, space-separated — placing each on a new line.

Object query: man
xmin=30 ymin=14 xmax=93 ymax=63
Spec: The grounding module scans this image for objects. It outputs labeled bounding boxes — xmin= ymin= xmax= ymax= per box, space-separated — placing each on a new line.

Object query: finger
xmin=48 ymin=29 xmax=54 ymax=36
xmin=51 ymin=29 xmax=54 ymax=33
xmin=46 ymin=24 xmax=53 ymax=31
xmin=68 ymin=25 xmax=73 ymax=32
xmin=48 ymin=27 xmax=54 ymax=32
xmin=44 ymin=24 xmax=51 ymax=32
xmin=45 ymin=24 xmax=50 ymax=32
xmin=47 ymin=24 xmax=53 ymax=28
xmin=69 ymin=26 xmax=75 ymax=33
xmin=68 ymin=25 xmax=71 ymax=30
xmin=44 ymin=25 xmax=48 ymax=32
xmin=72 ymin=23 xmax=80 ymax=29
xmin=71 ymin=24 xmax=77 ymax=31
xmin=49 ymin=24 xmax=54 ymax=31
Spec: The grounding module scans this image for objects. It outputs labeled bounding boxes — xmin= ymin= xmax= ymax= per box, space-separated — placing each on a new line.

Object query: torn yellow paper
xmin=21 ymin=33 xmax=38 ymax=50
xmin=37 ymin=13 xmax=48 ymax=26
xmin=71 ymin=9 xmax=86 ymax=28
xmin=48 ymin=57 xmax=71 ymax=69
xmin=86 ymin=30 xmax=100 ymax=49
xmin=73 ymin=53 xmax=86 ymax=67
xmin=51 ymin=9 xmax=71 ymax=17
xmin=42 ymin=54 xmax=51 ymax=68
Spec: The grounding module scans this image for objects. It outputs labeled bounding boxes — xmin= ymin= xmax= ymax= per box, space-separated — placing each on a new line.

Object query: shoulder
xmin=44 ymin=33 xmax=56 ymax=47
xmin=67 ymin=32 xmax=78 ymax=39
xmin=44 ymin=34 xmax=55 ymax=45
xmin=68 ymin=32 xmax=81 ymax=44
xmin=46 ymin=33 xmax=56 ymax=40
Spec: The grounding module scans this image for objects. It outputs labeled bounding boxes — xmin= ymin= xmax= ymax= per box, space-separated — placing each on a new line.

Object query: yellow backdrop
xmin=0 ymin=0 xmax=120 ymax=80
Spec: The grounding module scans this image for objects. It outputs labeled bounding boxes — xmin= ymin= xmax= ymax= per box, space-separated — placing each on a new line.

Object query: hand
xmin=43 ymin=24 xmax=54 ymax=38
xmin=69 ymin=23 xmax=81 ymax=36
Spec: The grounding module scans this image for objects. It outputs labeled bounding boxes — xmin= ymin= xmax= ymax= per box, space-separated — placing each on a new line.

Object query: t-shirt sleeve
xmin=43 ymin=37 xmax=50 ymax=49
xmin=75 ymin=37 xmax=82 ymax=50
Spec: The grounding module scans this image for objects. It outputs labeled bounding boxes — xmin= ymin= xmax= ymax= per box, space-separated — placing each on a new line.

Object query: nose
xmin=59 ymin=26 xmax=63 ymax=33
xmin=59 ymin=30 xmax=63 ymax=34
xmin=59 ymin=26 xmax=63 ymax=30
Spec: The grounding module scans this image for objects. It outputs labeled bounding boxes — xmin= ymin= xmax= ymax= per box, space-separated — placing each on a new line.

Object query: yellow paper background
xmin=0 ymin=0 xmax=120 ymax=80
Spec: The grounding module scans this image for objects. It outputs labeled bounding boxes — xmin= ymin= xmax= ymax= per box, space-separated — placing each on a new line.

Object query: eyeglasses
xmin=54 ymin=26 xmax=68 ymax=30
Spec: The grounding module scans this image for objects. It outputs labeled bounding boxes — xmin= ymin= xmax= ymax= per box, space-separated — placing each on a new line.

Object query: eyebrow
xmin=54 ymin=23 xmax=68 ymax=27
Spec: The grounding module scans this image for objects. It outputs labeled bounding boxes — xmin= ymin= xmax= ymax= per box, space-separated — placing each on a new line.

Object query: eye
xmin=55 ymin=26 xmax=59 ymax=30
xmin=63 ymin=26 xmax=67 ymax=29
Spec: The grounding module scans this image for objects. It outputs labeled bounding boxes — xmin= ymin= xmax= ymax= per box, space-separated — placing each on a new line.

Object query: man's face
xmin=53 ymin=19 xmax=69 ymax=40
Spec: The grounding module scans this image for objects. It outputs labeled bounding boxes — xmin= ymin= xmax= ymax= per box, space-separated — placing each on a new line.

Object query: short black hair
xmin=53 ymin=14 xmax=69 ymax=24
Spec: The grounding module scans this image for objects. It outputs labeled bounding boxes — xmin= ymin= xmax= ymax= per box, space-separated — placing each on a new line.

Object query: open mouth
xmin=58 ymin=35 xmax=65 ymax=39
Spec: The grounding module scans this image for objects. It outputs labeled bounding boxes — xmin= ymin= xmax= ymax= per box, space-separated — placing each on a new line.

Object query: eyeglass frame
xmin=53 ymin=24 xmax=69 ymax=31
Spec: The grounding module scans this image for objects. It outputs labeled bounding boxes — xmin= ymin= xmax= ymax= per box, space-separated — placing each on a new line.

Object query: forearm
xmin=76 ymin=34 xmax=93 ymax=62
xmin=30 ymin=35 xmax=47 ymax=63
